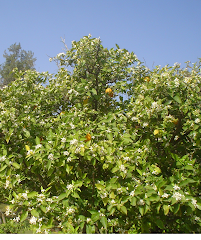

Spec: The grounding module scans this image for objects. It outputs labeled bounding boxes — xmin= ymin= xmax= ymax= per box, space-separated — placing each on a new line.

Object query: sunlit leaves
xmin=0 ymin=35 xmax=200 ymax=234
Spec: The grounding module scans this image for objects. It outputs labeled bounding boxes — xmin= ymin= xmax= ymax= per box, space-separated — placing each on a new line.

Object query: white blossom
xmin=48 ymin=153 xmax=54 ymax=161
xmin=22 ymin=193 xmax=28 ymax=200
xmin=35 ymin=144 xmax=42 ymax=149
xmin=66 ymin=207 xmax=75 ymax=215
xmin=0 ymin=156 xmax=6 ymax=162
xmin=195 ymin=118 xmax=200 ymax=124
xmin=172 ymin=192 xmax=183 ymax=201
xmin=173 ymin=184 xmax=180 ymax=191
xmin=5 ymin=206 xmax=11 ymax=216
xmin=67 ymin=157 xmax=72 ymax=162
xmin=174 ymin=78 xmax=180 ymax=87
xmin=61 ymin=137 xmax=66 ymax=143
xmin=87 ymin=218 xmax=91 ymax=223
xmin=106 ymin=128 xmax=111 ymax=133
xmin=5 ymin=180 xmax=10 ymax=189
xmin=162 ymin=193 xmax=169 ymax=198
xmin=13 ymin=216 xmax=20 ymax=222
xmin=29 ymin=216 xmax=37 ymax=225
xmin=192 ymin=199 xmax=198 ymax=208
xmin=67 ymin=184 xmax=74 ymax=190
xmin=130 ymin=191 xmax=135 ymax=197
xmin=138 ymin=199 xmax=145 ymax=205
xmin=63 ymin=151 xmax=69 ymax=156
xmin=151 ymin=102 xmax=158 ymax=108
xmin=70 ymin=139 xmax=78 ymax=145
xmin=174 ymin=135 xmax=179 ymax=141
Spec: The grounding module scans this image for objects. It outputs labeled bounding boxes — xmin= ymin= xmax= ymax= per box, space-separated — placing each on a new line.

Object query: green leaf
xmin=120 ymin=205 xmax=127 ymax=215
xmin=163 ymin=205 xmax=170 ymax=215
xmin=107 ymin=133 xmax=113 ymax=141
xmin=91 ymin=88 xmax=97 ymax=95
xmin=72 ymin=192 xmax=80 ymax=198
xmin=131 ymin=197 xmax=137 ymax=206
xmin=136 ymin=169 xmax=142 ymax=176
xmin=91 ymin=212 xmax=100 ymax=222
xmin=184 ymin=165 xmax=194 ymax=170
xmin=100 ymin=216 xmax=107 ymax=229
xmin=95 ymin=183 xmax=104 ymax=190
xmin=24 ymin=130 xmax=30 ymax=138
xmin=109 ymin=191 xmax=115 ymax=199
xmin=40 ymin=205 xmax=46 ymax=213
xmin=155 ymin=219 xmax=165 ymax=229
xmin=27 ymin=191 xmax=38 ymax=198
xmin=148 ymin=194 xmax=160 ymax=202
xmin=173 ymin=95 xmax=182 ymax=104
xmin=173 ymin=203 xmax=180 ymax=214
xmin=156 ymin=202 xmax=161 ymax=213
xmin=139 ymin=206 xmax=144 ymax=216
xmin=47 ymin=159 xmax=51 ymax=171
xmin=180 ymin=178 xmax=196 ymax=187
xmin=5 ymin=135 xmax=10 ymax=143
xmin=12 ymin=162 xmax=20 ymax=169
xmin=20 ymin=211 xmax=28 ymax=222
xmin=58 ymin=192 xmax=67 ymax=201
xmin=31 ymin=209 xmax=39 ymax=218
xmin=86 ymin=225 xmax=95 ymax=234
xmin=108 ymin=207 xmax=116 ymax=216
xmin=0 ymin=165 xmax=7 ymax=172
xmin=35 ymin=136 xmax=40 ymax=145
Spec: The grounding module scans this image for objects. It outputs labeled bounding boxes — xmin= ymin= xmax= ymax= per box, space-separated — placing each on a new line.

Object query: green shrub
xmin=0 ymin=221 xmax=30 ymax=234
xmin=0 ymin=35 xmax=200 ymax=233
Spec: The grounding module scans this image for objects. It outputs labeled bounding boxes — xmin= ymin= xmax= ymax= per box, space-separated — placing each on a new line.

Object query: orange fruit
xmin=144 ymin=76 xmax=150 ymax=82
xmin=172 ymin=119 xmax=179 ymax=125
xmin=85 ymin=133 xmax=91 ymax=142
xmin=105 ymin=88 xmax=113 ymax=97
xmin=60 ymin=111 xmax=65 ymax=116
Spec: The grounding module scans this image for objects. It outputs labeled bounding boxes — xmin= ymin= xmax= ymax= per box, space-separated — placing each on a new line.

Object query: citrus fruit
xmin=85 ymin=133 xmax=91 ymax=142
xmin=105 ymin=88 xmax=113 ymax=97
xmin=144 ymin=76 xmax=150 ymax=82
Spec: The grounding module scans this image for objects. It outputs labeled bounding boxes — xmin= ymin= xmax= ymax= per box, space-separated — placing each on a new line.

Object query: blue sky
xmin=1 ymin=0 xmax=201 ymax=73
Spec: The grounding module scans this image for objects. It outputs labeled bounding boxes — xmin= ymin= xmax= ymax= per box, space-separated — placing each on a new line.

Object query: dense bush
xmin=0 ymin=35 xmax=200 ymax=233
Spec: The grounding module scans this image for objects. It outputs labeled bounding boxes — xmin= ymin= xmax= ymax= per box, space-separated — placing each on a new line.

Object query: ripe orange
xmin=144 ymin=76 xmax=150 ymax=82
xmin=85 ymin=133 xmax=91 ymax=142
xmin=105 ymin=88 xmax=113 ymax=97
xmin=172 ymin=119 xmax=179 ymax=125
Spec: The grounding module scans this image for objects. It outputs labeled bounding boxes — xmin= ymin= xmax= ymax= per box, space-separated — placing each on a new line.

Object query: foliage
xmin=0 ymin=35 xmax=200 ymax=233
xmin=0 ymin=220 xmax=30 ymax=234
xmin=0 ymin=43 xmax=36 ymax=86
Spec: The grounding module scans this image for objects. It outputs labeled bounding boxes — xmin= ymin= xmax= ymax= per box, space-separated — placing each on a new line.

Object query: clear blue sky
xmin=1 ymin=0 xmax=201 ymax=73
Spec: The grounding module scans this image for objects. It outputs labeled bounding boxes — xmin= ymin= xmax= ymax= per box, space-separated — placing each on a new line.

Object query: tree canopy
xmin=0 ymin=43 xmax=36 ymax=86
xmin=0 ymin=35 xmax=200 ymax=233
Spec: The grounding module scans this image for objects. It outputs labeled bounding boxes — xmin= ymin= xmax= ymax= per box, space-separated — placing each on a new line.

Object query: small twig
xmin=0 ymin=211 xmax=6 ymax=224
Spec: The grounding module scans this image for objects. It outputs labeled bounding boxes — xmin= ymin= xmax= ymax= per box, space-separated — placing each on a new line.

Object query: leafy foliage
xmin=0 ymin=43 xmax=36 ymax=86
xmin=0 ymin=35 xmax=200 ymax=233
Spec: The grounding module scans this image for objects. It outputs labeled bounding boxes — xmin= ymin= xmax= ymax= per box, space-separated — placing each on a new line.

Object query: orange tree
xmin=0 ymin=35 xmax=200 ymax=233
